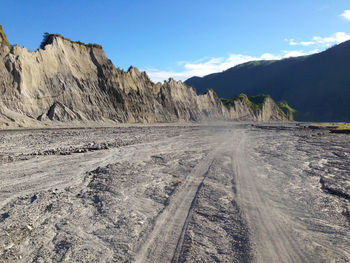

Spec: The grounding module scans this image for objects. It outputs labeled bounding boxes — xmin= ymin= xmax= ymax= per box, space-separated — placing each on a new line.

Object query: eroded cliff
xmin=222 ymin=94 xmax=290 ymax=122
xmin=0 ymin=32 xmax=288 ymax=128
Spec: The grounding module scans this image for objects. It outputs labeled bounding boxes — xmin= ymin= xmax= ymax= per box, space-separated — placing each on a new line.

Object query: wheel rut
xmin=171 ymin=162 xmax=213 ymax=263
xmin=133 ymin=150 xmax=219 ymax=263
xmin=232 ymin=130 xmax=316 ymax=262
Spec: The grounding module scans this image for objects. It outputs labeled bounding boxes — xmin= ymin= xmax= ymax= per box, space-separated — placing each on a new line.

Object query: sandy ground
xmin=0 ymin=123 xmax=349 ymax=262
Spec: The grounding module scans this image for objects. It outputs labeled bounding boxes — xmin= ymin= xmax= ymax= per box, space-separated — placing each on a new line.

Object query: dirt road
xmin=0 ymin=124 xmax=349 ymax=262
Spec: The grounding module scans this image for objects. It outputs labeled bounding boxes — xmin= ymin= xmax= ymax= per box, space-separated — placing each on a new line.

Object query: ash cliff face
xmin=0 ymin=33 xmax=287 ymax=128
xmin=225 ymin=96 xmax=287 ymax=122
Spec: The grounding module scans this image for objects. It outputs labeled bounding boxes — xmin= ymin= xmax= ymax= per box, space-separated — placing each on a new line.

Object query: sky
xmin=1 ymin=1 xmax=350 ymax=82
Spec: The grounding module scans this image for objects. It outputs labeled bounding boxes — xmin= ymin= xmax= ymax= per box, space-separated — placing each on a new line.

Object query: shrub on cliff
xmin=0 ymin=25 xmax=10 ymax=46
xmin=40 ymin=32 xmax=102 ymax=50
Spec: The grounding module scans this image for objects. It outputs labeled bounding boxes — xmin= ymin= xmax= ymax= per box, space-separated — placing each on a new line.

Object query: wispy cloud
xmin=287 ymin=32 xmax=350 ymax=47
xmin=282 ymin=50 xmax=307 ymax=58
xmin=146 ymin=31 xmax=350 ymax=83
xmin=313 ymin=32 xmax=350 ymax=45
xmin=341 ymin=10 xmax=350 ymax=21
xmin=287 ymin=39 xmax=315 ymax=46
xmin=146 ymin=51 xmax=312 ymax=83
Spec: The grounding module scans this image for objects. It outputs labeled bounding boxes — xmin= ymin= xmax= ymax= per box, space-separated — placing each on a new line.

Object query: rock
xmin=0 ymin=32 xmax=288 ymax=128
xmin=224 ymin=95 xmax=287 ymax=122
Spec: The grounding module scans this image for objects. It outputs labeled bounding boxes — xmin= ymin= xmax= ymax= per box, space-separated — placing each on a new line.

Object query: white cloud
xmin=341 ymin=10 xmax=350 ymax=21
xmin=313 ymin=32 xmax=350 ymax=45
xmin=287 ymin=39 xmax=298 ymax=46
xmin=288 ymin=32 xmax=350 ymax=47
xmin=287 ymin=39 xmax=315 ymax=46
xmin=146 ymin=51 xmax=311 ymax=83
xmin=145 ymin=70 xmax=193 ymax=83
xmin=260 ymin=53 xmax=280 ymax=60
xmin=300 ymin=41 xmax=315 ymax=46
xmin=282 ymin=50 xmax=307 ymax=58
xmin=146 ymin=30 xmax=350 ymax=83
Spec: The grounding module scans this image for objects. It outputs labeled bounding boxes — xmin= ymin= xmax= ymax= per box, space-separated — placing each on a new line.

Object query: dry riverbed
xmin=0 ymin=123 xmax=349 ymax=262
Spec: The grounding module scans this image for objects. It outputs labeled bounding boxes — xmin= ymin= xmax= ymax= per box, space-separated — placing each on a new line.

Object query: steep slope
xmin=185 ymin=41 xmax=350 ymax=121
xmin=0 ymin=32 xmax=287 ymax=128
xmin=222 ymin=94 xmax=288 ymax=121
xmin=0 ymin=25 xmax=10 ymax=46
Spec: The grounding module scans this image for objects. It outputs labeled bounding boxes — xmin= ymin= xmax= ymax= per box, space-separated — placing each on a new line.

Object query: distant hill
xmin=221 ymin=94 xmax=296 ymax=121
xmin=185 ymin=40 xmax=350 ymax=121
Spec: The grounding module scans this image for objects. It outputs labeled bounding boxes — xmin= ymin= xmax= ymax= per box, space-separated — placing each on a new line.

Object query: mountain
xmin=0 ymin=28 xmax=288 ymax=128
xmin=185 ymin=41 xmax=350 ymax=121
xmin=221 ymin=93 xmax=291 ymax=121
xmin=221 ymin=94 xmax=295 ymax=121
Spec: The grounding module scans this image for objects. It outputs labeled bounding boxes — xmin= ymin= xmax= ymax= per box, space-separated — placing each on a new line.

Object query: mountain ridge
xmin=185 ymin=41 xmax=350 ymax=121
xmin=0 ymin=29 xmax=288 ymax=128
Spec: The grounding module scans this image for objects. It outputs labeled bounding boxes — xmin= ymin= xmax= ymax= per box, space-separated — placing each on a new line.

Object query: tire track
xmin=172 ymin=154 xmax=253 ymax=263
xmin=231 ymin=130 xmax=307 ymax=262
xmin=231 ymin=130 xmax=337 ymax=263
xmin=170 ymin=162 xmax=213 ymax=263
xmin=133 ymin=146 xmax=223 ymax=263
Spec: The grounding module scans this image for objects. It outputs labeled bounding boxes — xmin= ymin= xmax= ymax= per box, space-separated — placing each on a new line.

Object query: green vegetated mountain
xmin=221 ymin=94 xmax=295 ymax=121
xmin=185 ymin=40 xmax=350 ymax=121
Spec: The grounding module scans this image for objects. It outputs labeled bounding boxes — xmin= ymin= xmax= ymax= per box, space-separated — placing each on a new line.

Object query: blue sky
xmin=1 ymin=1 xmax=350 ymax=82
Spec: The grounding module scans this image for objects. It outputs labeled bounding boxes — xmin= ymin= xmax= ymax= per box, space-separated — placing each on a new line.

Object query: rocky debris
xmin=174 ymin=158 xmax=252 ymax=263
xmin=0 ymin=32 xmax=287 ymax=129
xmin=253 ymin=124 xmax=350 ymax=224
xmin=245 ymin=125 xmax=350 ymax=262
xmin=1 ymin=124 xmax=350 ymax=262
xmin=320 ymin=177 xmax=350 ymax=200
xmin=0 ymin=125 xmax=219 ymax=262
xmin=255 ymin=124 xmax=350 ymax=203
xmin=38 ymin=101 xmax=83 ymax=121
xmin=0 ymin=125 xmax=182 ymax=164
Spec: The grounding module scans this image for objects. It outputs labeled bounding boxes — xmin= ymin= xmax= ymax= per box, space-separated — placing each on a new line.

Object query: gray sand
xmin=0 ymin=123 xmax=349 ymax=262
